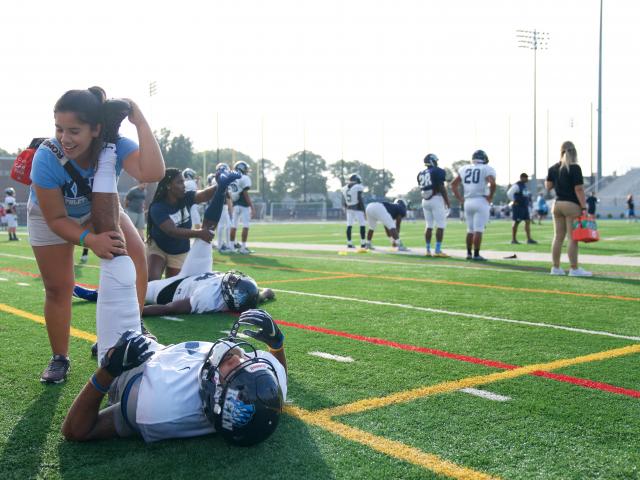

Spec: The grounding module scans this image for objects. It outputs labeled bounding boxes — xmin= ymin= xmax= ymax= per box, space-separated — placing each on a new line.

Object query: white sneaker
xmin=569 ymin=267 xmax=592 ymax=277
xmin=550 ymin=267 xmax=565 ymax=276
xmin=238 ymin=246 xmax=252 ymax=255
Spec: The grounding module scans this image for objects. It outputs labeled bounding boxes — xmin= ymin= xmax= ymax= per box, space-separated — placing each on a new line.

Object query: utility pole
xmin=517 ymin=29 xmax=549 ymax=195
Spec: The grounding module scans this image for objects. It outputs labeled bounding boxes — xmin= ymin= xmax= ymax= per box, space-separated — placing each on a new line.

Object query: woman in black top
xmin=545 ymin=141 xmax=591 ymax=277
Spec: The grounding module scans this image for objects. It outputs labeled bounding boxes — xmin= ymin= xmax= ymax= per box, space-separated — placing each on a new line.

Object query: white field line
xmin=160 ymin=316 xmax=184 ymax=322
xmin=16 ymin=282 xmax=30 ymax=287
xmin=273 ymin=289 xmax=640 ymax=342
xmin=308 ymin=351 xmax=354 ymax=362
xmin=459 ymin=388 xmax=511 ymax=402
xmin=253 ymin=252 xmax=527 ymax=275
xmin=0 ymin=277 xmax=7 ymax=281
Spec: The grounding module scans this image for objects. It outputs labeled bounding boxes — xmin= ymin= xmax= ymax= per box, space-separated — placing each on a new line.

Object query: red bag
xmin=10 ymin=138 xmax=46 ymax=185
xmin=572 ymin=214 xmax=600 ymax=243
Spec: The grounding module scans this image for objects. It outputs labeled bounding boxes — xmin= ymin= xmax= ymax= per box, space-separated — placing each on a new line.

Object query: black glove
xmin=101 ymin=330 xmax=155 ymax=377
xmin=232 ymin=309 xmax=284 ymax=349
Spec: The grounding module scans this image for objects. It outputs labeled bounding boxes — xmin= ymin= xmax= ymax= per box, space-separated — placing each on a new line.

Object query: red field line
xmin=3 ymin=266 xmax=638 ymax=399
xmin=276 ymin=319 xmax=640 ymax=399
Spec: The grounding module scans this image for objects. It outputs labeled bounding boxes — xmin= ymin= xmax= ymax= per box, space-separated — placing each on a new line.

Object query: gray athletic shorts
xmin=27 ymin=201 xmax=91 ymax=247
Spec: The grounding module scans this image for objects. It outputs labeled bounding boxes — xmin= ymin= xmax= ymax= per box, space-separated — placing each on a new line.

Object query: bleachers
xmin=593 ymin=168 xmax=640 ymax=218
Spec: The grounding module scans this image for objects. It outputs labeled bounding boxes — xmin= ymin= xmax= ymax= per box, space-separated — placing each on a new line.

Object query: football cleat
xmin=73 ymin=285 xmax=98 ymax=302
xmin=433 ymin=252 xmax=449 ymax=258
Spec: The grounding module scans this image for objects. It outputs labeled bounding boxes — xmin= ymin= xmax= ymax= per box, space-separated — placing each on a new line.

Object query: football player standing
xmin=417 ymin=154 xmax=450 ymax=257
xmin=4 ymin=187 xmax=19 ymax=241
xmin=341 ymin=173 xmax=367 ymax=249
xmin=451 ymin=150 xmax=496 ymax=261
xmin=229 ymin=161 xmax=255 ymax=254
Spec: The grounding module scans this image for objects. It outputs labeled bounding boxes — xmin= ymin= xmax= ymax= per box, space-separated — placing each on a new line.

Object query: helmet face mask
xmin=199 ymin=338 xmax=283 ymax=446
xmin=472 ymin=150 xmax=489 ymax=164
xmin=221 ymin=271 xmax=260 ymax=312
xmin=216 ymin=162 xmax=230 ymax=173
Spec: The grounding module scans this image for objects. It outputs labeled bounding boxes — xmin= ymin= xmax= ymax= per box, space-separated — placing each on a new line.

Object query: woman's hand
xmin=195 ymin=228 xmax=215 ymax=243
xmin=124 ymin=99 xmax=146 ymax=128
xmin=85 ymin=231 xmax=127 ymax=259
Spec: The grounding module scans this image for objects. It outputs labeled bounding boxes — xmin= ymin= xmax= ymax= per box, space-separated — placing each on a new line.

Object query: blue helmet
xmin=349 ymin=173 xmax=362 ymax=184
xmin=394 ymin=199 xmax=407 ymax=217
xmin=216 ymin=162 xmax=230 ymax=173
xmin=472 ymin=150 xmax=489 ymax=164
xmin=221 ymin=271 xmax=260 ymax=312
xmin=423 ymin=154 xmax=439 ymax=168
xmin=199 ymin=338 xmax=283 ymax=446
xmin=234 ymin=161 xmax=250 ymax=175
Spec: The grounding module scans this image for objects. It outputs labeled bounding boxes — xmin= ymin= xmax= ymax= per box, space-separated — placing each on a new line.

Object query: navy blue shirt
xmin=513 ymin=181 xmax=531 ymax=209
xmin=149 ymin=191 xmax=196 ymax=254
xmin=417 ymin=166 xmax=446 ymax=198
xmin=383 ymin=202 xmax=406 ymax=219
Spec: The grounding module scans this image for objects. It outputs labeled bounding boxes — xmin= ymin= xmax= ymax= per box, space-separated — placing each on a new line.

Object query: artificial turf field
xmin=0 ymin=219 xmax=639 ymax=479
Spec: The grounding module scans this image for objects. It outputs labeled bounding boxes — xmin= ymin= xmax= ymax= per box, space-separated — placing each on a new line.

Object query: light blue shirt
xmin=29 ymin=137 xmax=138 ymax=218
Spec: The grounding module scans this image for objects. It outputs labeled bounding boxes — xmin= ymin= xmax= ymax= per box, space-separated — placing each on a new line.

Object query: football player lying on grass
xmin=73 ymin=245 xmax=276 ymax=316
xmin=62 ymin=311 xmax=287 ymax=445
xmin=63 ymin=148 xmax=286 ymax=446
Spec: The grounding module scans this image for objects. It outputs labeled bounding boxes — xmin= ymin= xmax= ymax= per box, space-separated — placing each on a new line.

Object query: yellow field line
xmin=286 ymin=405 xmax=499 ymax=480
xmin=1 ymin=301 xmax=498 ymax=479
xmin=318 ymin=343 xmax=640 ymax=418
xmin=0 ymin=303 xmax=96 ymax=342
xmin=216 ymin=260 xmax=640 ymax=303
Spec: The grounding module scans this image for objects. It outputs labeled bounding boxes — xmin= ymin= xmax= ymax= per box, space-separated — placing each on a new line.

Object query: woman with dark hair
xmin=146 ymin=168 xmax=218 ymax=281
xmin=28 ymin=86 xmax=165 ymax=384
xmin=545 ymin=141 xmax=591 ymax=277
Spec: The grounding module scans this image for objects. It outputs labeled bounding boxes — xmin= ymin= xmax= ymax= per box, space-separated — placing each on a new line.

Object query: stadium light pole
xmin=596 ymin=0 xmax=603 ymax=192
xmin=517 ymin=29 xmax=549 ymax=195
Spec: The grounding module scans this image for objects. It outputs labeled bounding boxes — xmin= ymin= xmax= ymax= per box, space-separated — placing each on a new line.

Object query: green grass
xmin=0 ymin=223 xmax=639 ymax=479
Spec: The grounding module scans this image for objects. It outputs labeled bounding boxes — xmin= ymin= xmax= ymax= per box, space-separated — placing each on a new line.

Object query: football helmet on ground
xmin=199 ymin=338 xmax=283 ymax=446
xmin=221 ymin=271 xmax=260 ymax=312
xmin=423 ymin=153 xmax=439 ymax=167
xmin=472 ymin=150 xmax=489 ymax=164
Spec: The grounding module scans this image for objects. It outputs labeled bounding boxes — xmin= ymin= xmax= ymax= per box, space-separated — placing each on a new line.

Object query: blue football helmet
xmin=199 ymin=338 xmax=283 ymax=446
xmin=234 ymin=161 xmax=250 ymax=175
xmin=423 ymin=154 xmax=439 ymax=168
xmin=221 ymin=271 xmax=260 ymax=312
xmin=216 ymin=162 xmax=230 ymax=173
xmin=349 ymin=173 xmax=362 ymax=184
xmin=5 ymin=187 xmax=15 ymax=196
xmin=394 ymin=199 xmax=407 ymax=217
xmin=472 ymin=150 xmax=489 ymax=164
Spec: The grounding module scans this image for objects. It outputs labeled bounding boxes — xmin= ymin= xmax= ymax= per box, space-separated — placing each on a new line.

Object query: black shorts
xmin=512 ymin=206 xmax=530 ymax=222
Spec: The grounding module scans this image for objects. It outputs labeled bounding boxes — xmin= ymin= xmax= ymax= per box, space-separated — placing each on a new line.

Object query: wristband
xmin=79 ymin=229 xmax=90 ymax=247
xmin=90 ymin=373 xmax=110 ymax=395
xmin=269 ymin=334 xmax=285 ymax=352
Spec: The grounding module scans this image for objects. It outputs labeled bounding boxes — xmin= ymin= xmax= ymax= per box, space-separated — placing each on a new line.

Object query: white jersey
xmin=341 ymin=183 xmax=364 ymax=209
xmin=228 ymin=175 xmax=252 ymax=204
xmin=184 ymin=179 xmax=198 ymax=193
xmin=4 ymin=195 xmax=16 ymax=211
xmin=457 ymin=164 xmax=496 ymax=198
xmin=172 ymin=272 xmax=227 ymax=314
xmin=136 ymin=341 xmax=288 ymax=442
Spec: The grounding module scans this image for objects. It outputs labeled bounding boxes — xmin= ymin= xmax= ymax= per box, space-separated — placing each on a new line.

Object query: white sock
xmin=92 ymin=144 xmax=118 ymax=193
xmin=179 ymin=238 xmax=213 ymax=277
xmin=96 ymin=256 xmax=142 ymax=364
